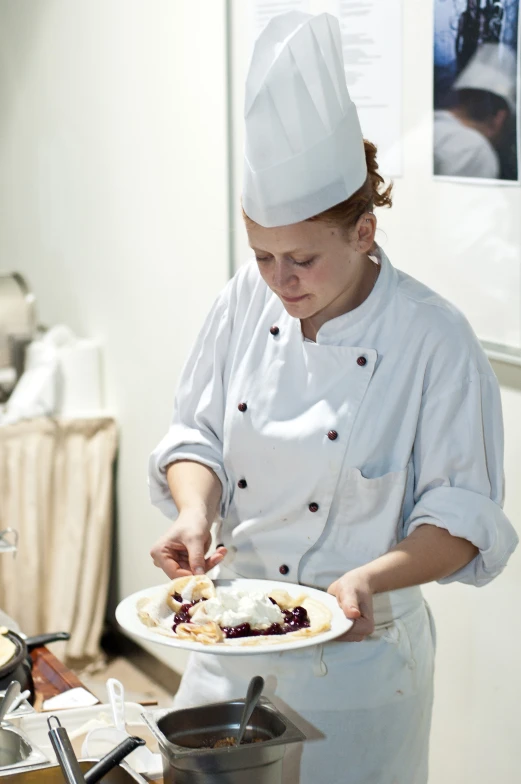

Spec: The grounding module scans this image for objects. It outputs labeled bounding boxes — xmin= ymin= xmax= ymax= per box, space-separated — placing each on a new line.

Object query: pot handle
xmin=25 ymin=632 xmax=70 ymax=650
xmin=84 ymin=736 xmax=146 ymax=784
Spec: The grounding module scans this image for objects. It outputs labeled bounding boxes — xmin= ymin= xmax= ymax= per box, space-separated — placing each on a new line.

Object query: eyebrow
xmin=250 ymin=246 xmax=310 ymax=255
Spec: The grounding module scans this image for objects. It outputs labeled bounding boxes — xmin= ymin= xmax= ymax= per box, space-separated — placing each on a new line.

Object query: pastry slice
xmin=166 ymin=575 xmax=216 ymax=612
xmin=137 ymin=587 xmax=175 ymax=631
xmin=175 ymin=620 xmax=224 ymax=644
xmin=268 ymin=588 xmax=308 ymax=611
xmin=0 ymin=629 xmax=16 ymax=668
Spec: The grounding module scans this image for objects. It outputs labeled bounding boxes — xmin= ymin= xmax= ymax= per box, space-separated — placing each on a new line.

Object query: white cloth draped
xmin=0 ymin=417 xmax=117 ymax=664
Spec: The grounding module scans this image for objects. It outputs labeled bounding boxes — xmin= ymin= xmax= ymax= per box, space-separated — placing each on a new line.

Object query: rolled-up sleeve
xmin=148 ymin=287 xmax=234 ymax=521
xmin=405 ymin=367 xmax=518 ymax=586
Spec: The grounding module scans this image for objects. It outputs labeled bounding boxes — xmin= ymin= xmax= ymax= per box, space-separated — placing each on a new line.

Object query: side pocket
xmin=423 ymin=599 xmax=437 ymax=652
xmin=380 ymin=604 xmax=436 ymax=694
xmin=381 ymin=620 xmax=416 ymax=672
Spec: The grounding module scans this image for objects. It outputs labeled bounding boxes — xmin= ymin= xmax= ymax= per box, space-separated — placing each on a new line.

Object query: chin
xmin=281 ymin=300 xmax=312 ymax=317
xmin=279 ymin=293 xmax=314 ymax=314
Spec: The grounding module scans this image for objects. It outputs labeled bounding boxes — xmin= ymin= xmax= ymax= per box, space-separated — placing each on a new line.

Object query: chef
xmin=434 ymin=42 xmax=517 ymax=179
xmin=149 ymin=12 xmax=518 ymax=784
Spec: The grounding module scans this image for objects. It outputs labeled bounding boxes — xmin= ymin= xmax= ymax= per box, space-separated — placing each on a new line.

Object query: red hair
xmin=306 ymin=140 xmax=393 ymax=232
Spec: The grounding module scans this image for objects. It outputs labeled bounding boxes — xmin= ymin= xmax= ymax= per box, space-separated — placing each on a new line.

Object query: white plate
xmin=116 ymin=578 xmax=353 ymax=656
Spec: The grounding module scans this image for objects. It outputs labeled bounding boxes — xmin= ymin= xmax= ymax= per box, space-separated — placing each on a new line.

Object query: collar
xmin=302 ymin=244 xmax=398 ymax=346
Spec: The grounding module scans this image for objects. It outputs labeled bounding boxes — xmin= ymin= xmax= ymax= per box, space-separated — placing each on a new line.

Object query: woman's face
xmin=246 ymin=214 xmax=376 ymax=327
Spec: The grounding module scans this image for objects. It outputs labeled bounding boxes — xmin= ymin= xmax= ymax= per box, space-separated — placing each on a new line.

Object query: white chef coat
xmin=149 ymin=246 xmax=517 ymax=784
xmin=434 ymin=109 xmax=500 ymax=179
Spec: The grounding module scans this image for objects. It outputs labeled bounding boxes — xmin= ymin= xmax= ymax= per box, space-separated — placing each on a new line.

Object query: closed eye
xmin=254 ymin=255 xmax=316 ymax=268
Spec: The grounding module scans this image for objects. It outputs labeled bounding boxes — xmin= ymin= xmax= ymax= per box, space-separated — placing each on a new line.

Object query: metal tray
xmin=0 ymin=759 xmax=147 ymax=782
xmin=0 ymin=725 xmax=47 ymax=774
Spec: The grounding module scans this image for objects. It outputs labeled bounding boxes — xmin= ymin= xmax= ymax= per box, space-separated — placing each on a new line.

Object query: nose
xmin=271 ymin=260 xmax=297 ymax=291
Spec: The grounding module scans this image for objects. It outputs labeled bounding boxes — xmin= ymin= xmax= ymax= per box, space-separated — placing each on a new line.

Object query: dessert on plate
xmin=137 ymin=575 xmax=332 ymax=646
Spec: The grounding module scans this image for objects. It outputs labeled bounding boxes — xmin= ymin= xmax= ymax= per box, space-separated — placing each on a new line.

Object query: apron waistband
xmin=372 ymin=586 xmax=423 ymax=629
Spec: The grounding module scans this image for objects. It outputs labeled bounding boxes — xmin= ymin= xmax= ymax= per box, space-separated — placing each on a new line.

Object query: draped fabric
xmin=0 ymin=417 xmax=117 ymax=664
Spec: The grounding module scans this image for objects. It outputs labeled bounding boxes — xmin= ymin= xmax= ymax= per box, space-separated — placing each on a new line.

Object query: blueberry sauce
xmin=223 ymin=606 xmax=310 ymax=639
xmin=172 ymin=598 xmax=206 ymax=632
xmin=172 ymin=597 xmax=310 ymax=638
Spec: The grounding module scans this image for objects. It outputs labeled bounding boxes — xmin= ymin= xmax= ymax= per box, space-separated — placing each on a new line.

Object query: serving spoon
xmin=236 ymin=675 xmax=265 ymax=746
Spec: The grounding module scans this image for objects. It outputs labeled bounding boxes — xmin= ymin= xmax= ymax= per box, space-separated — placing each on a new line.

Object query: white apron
xmin=172 ymin=582 xmax=436 ymax=784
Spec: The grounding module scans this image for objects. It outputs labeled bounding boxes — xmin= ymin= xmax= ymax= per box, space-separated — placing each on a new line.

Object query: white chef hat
xmin=453 ymin=42 xmax=517 ymax=114
xmin=242 ymin=11 xmax=367 ymax=228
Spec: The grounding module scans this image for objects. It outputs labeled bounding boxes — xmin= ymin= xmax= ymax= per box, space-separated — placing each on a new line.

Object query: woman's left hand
xmin=327 ymin=569 xmax=375 ymax=642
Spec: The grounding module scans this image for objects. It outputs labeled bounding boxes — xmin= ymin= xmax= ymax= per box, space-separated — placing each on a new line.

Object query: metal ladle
xmin=236 ymin=675 xmax=265 ymax=746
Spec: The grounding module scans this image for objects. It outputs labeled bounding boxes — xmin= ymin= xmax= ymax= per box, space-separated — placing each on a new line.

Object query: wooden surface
xmin=30 ymin=646 xmax=92 ymax=711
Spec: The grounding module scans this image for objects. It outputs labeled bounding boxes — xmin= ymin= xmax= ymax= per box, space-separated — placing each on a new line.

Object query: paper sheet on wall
xmin=250 ymin=0 xmax=403 ymax=177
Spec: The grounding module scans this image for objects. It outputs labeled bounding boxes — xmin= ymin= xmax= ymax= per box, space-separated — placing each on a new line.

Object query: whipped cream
xmin=191 ymin=589 xmax=283 ymax=629
xmin=180 ymin=577 xmax=199 ymax=602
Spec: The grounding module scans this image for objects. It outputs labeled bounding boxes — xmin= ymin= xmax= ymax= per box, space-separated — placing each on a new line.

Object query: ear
xmin=492 ymin=108 xmax=509 ymax=136
xmin=356 ymin=213 xmax=377 ymax=253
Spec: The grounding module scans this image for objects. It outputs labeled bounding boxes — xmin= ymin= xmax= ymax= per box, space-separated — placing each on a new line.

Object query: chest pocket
xmin=300 ymin=466 xmax=409 ymax=586
xmin=337 ymin=466 xmax=408 ymax=554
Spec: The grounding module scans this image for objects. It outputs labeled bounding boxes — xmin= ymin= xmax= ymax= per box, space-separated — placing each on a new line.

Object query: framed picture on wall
xmin=433 ymin=0 xmax=520 ymax=184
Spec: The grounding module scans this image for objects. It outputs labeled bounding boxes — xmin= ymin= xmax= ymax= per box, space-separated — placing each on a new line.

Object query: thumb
xmin=340 ymin=591 xmax=362 ymax=621
xmin=186 ymin=537 xmax=206 ymax=575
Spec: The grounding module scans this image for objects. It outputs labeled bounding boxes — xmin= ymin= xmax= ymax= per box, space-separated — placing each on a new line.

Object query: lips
xmin=280 ymin=294 xmax=307 ymax=303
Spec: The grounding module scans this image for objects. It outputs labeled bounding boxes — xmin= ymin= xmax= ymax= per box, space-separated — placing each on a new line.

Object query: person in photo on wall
xmin=434 ymin=41 xmax=517 ymax=178
xmin=456 ymin=0 xmax=482 ymax=73
xmin=149 ymin=12 xmax=518 ymax=784
xmin=482 ymin=0 xmax=505 ymax=43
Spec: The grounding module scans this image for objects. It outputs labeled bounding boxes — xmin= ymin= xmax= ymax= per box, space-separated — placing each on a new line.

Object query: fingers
xmin=335 ymin=620 xmax=371 ymax=643
xmin=150 ymin=535 xmax=196 ymax=578
xmin=205 ymin=547 xmax=227 ymax=571
xmin=150 ymin=537 xmax=227 ymax=580
xmin=341 ymin=615 xmax=375 ymax=640
xmin=326 ymin=581 xmax=337 ymax=596
xmin=181 ymin=534 xmax=208 ymax=575
xmin=150 ymin=544 xmax=183 ymax=579
xmin=328 ymin=576 xmax=375 ymax=641
xmin=358 ymin=594 xmax=374 ymax=626
xmin=328 ymin=582 xmax=362 ymax=620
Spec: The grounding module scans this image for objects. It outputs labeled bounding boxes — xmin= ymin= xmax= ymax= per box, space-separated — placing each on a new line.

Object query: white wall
xmin=0 ymin=0 xmax=229 ymax=672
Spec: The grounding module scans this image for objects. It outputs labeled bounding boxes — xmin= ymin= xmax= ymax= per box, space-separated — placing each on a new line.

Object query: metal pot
xmin=0 ymin=632 xmax=70 ymax=702
xmin=143 ymin=697 xmax=306 ymax=784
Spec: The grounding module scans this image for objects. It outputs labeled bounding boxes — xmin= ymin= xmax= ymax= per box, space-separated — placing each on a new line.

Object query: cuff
xmin=406 ymin=486 xmax=518 ymax=587
xmin=148 ymin=445 xmax=231 ymax=521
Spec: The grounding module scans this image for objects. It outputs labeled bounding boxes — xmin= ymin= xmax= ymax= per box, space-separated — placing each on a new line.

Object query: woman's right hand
xmin=150 ymin=509 xmax=227 ymax=579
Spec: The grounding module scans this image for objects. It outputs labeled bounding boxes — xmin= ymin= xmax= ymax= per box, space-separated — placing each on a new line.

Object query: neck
xmin=301 ymin=254 xmax=380 ymax=342
xmin=451 ymin=107 xmax=494 ymax=141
